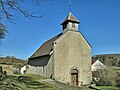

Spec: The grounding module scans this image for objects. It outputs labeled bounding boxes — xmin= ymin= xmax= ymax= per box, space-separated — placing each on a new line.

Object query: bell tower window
xmin=72 ymin=23 xmax=75 ymax=28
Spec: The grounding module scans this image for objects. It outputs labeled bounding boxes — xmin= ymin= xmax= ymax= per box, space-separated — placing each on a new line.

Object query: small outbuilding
xmin=91 ymin=59 xmax=106 ymax=81
xmin=20 ymin=64 xmax=27 ymax=74
xmin=92 ymin=60 xmax=106 ymax=71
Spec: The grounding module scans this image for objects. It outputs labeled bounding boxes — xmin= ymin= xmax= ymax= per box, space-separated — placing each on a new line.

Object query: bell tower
xmin=61 ymin=12 xmax=80 ymax=32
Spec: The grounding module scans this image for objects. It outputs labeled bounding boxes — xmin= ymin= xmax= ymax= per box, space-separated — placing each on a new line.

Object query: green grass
xmin=0 ymin=74 xmax=93 ymax=90
xmin=12 ymin=74 xmax=46 ymax=80
xmin=97 ymin=86 xmax=120 ymax=90
xmin=112 ymin=66 xmax=120 ymax=74
xmin=112 ymin=66 xmax=120 ymax=69
xmin=0 ymin=74 xmax=54 ymax=90
xmin=112 ymin=66 xmax=120 ymax=71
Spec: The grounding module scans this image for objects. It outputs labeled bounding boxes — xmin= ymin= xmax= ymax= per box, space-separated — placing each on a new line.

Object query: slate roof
xmin=29 ymin=12 xmax=91 ymax=60
xmin=29 ymin=33 xmax=62 ymax=59
xmin=61 ymin=12 xmax=80 ymax=25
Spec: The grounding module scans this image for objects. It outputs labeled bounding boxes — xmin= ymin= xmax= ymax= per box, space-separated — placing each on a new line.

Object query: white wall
xmin=92 ymin=60 xmax=106 ymax=71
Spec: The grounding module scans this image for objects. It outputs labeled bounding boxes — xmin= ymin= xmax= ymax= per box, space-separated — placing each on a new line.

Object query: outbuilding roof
xmin=91 ymin=58 xmax=96 ymax=64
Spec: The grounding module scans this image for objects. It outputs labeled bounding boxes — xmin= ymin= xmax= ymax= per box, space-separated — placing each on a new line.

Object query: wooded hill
xmin=0 ymin=56 xmax=26 ymax=68
xmin=1 ymin=54 xmax=120 ymax=67
xmin=0 ymin=56 xmax=25 ymax=64
xmin=92 ymin=54 xmax=120 ymax=66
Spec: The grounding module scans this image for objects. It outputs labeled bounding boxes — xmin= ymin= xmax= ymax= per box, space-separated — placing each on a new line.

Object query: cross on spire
xmin=68 ymin=0 xmax=72 ymax=12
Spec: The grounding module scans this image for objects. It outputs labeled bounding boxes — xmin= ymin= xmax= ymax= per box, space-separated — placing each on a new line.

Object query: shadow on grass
xmin=0 ymin=74 xmax=53 ymax=90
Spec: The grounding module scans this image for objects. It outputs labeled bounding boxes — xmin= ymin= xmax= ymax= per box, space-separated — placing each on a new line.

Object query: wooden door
xmin=71 ymin=69 xmax=78 ymax=85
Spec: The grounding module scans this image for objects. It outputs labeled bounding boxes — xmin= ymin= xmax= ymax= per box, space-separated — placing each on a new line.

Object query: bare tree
xmin=0 ymin=22 xmax=6 ymax=40
xmin=94 ymin=60 xmax=118 ymax=86
xmin=0 ymin=0 xmax=44 ymax=21
xmin=97 ymin=67 xmax=117 ymax=86
xmin=0 ymin=0 xmax=46 ymax=40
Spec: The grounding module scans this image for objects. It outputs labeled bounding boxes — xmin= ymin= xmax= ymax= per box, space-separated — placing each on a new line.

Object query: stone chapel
xmin=27 ymin=12 xmax=92 ymax=86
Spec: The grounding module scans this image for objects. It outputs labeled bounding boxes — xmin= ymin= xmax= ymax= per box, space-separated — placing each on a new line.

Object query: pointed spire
xmin=61 ymin=12 xmax=80 ymax=25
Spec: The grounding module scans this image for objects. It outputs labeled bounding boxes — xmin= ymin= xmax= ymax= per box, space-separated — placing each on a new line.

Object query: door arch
xmin=71 ymin=69 xmax=78 ymax=85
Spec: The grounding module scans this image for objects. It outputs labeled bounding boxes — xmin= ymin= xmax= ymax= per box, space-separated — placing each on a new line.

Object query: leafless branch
xmin=0 ymin=0 xmax=48 ymax=40
xmin=0 ymin=22 xmax=7 ymax=39
xmin=0 ymin=0 xmax=42 ymax=22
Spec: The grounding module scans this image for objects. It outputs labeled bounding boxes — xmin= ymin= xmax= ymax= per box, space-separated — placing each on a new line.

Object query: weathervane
xmin=68 ymin=0 xmax=72 ymax=12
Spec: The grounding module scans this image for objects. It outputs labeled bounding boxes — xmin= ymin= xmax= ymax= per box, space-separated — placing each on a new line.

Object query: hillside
xmin=0 ymin=54 xmax=120 ymax=89
xmin=0 ymin=56 xmax=26 ymax=74
xmin=0 ymin=74 xmax=93 ymax=90
xmin=92 ymin=54 xmax=120 ymax=66
xmin=0 ymin=56 xmax=26 ymax=65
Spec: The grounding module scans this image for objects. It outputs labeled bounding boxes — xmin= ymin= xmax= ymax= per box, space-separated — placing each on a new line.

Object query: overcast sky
xmin=0 ymin=0 xmax=120 ymax=59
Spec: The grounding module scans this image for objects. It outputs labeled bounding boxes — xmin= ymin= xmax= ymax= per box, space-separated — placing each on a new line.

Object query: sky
xmin=0 ymin=0 xmax=120 ymax=59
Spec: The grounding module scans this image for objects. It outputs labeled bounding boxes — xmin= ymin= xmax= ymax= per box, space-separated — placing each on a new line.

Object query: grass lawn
xmin=112 ymin=66 xmax=120 ymax=73
xmin=97 ymin=86 xmax=120 ymax=90
xmin=0 ymin=74 xmax=55 ymax=90
xmin=0 ymin=74 xmax=93 ymax=90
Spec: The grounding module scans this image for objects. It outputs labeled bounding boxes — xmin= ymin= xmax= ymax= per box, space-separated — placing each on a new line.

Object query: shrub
xmin=96 ymin=78 xmax=114 ymax=86
xmin=116 ymin=78 xmax=120 ymax=87
xmin=13 ymin=69 xmax=20 ymax=74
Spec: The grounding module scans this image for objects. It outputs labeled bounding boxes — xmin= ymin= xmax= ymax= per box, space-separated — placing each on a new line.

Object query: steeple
xmin=61 ymin=12 xmax=80 ymax=32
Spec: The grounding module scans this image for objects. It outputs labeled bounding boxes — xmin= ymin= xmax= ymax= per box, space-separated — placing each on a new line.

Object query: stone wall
xmin=27 ymin=55 xmax=54 ymax=78
xmin=53 ymin=30 xmax=92 ymax=86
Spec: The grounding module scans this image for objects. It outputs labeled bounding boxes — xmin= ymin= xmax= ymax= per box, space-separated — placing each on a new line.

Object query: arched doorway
xmin=71 ymin=69 xmax=78 ymax=86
